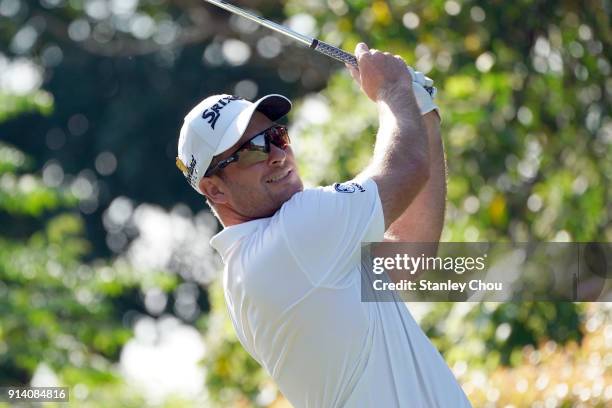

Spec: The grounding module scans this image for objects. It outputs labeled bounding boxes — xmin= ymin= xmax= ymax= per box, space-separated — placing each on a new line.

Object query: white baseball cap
xmin=176 ymin=94 xmax=292 ymax=194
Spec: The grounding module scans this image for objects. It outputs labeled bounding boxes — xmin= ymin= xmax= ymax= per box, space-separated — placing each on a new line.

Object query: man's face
xmin=206 ymin=112 xmax=304 ymax=219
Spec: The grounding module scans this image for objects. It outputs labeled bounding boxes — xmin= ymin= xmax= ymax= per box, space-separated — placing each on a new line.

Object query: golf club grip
xmin=311 ymin=39 xmax=358 ymax=68
xmin=311 ymin=39 xmax=436 ymax=97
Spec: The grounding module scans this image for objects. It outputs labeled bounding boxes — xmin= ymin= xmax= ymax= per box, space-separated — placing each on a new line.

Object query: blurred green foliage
xmin=0 ymin=91 xmax=53 ymax=123
xmin=0 ymin=135 xmax=118 ymax=389
xmin=0 ymin=0 xmax=610 ymax=407
xmin=0 ymin=94 xmax=172 ymax=405
xmin=290 ymin=0 xmax=610 ymax=242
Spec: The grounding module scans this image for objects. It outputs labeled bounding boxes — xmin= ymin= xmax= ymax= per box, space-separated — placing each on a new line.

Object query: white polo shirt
xmin=210 ymin=178 xmax=472 ymax=408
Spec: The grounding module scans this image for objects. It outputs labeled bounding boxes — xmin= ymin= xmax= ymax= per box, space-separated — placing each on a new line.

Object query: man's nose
xmin=267 ymin=144 xmax=287 ymax=166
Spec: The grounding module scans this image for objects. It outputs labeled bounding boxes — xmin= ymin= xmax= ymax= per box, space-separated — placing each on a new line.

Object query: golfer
xmin=176 ymin=43 xmax=472 ymax=407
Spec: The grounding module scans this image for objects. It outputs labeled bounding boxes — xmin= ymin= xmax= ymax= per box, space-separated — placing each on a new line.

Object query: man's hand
xmin=346 ymin=43 xmax=413 ymax=102
xmin=346 ymin=43 xmax=438 ymax=115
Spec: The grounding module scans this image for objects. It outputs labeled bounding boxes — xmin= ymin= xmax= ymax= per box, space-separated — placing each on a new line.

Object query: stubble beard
xmin=231 ymin=176 xmax=303 ymax=219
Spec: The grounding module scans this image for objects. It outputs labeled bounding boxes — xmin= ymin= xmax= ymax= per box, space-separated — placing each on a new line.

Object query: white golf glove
xmin=408 ymin=66 xmax=438 ymax=116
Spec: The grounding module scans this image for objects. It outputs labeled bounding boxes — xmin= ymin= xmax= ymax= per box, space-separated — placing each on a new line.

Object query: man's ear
xmin=199 ymin=177 xmax=229 ymax=205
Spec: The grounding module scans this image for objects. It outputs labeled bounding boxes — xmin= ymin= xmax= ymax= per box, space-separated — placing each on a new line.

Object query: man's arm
xmin=349 ymin=43 xmax=430 ymax=230
xmin=348 ymin=46 xmax=446 ymax=281
xmin=384 ymin=111 xmax=446 ymax=246
xmin=382 ymin=112 xmax=445 ymax=285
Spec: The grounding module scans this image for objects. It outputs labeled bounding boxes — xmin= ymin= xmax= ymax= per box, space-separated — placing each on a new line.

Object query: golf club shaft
xmin=203 ymin=0 xmax=358 ymax=68
xmin=203 ymin=0 xmax=435 ymax=96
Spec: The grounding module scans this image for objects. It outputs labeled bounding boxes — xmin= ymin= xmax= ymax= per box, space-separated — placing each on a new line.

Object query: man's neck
xmin=216 ymin=206 xmax=258 ymax=228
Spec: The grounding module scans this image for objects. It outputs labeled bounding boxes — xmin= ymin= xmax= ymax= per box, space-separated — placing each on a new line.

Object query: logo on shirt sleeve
xmin=334 ymin=182 xmax=366 ymax=193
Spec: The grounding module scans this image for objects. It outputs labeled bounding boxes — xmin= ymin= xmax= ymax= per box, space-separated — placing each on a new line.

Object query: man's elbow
xmin=388 ymin=154 xmax=430 ymax=215
xmin=403 ymin=152 xmax=430 ymax=199
xmin=413 ymin=153 xmax=430 ymax=191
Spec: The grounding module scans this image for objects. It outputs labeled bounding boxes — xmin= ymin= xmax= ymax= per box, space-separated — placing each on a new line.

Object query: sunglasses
xmin=205 ymin=125 xmax=290 ymax=177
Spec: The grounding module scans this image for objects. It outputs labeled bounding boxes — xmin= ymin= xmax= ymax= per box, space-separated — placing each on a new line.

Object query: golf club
xmin=202 ymin=0 xmax=435 ymax=96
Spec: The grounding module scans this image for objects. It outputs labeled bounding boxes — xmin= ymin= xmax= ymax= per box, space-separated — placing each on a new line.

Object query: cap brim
xmin=254 ymin=94 xmax=292 ymax=122
xmin=214 ymin=94 xmax=292 ymax=155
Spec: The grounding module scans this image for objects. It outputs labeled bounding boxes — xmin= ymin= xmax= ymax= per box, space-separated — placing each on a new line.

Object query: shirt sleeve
xmin=279 ymin=178 xmax=385 ymax=287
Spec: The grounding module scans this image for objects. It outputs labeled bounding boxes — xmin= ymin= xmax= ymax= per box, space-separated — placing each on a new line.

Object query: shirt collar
xmin=210 ymin=218 xmax=268 ymax=262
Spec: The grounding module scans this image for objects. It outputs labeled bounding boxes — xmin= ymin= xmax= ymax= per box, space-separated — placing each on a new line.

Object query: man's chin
xmin=269 ymin=178 xmax=303 ymax=213
xmin=276 ymin=181 xmax=302 ymax=204
xmin=284 ymin=174 xmax=304 ymax=198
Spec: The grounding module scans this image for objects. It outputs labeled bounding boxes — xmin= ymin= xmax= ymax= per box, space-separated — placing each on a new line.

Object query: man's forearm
xmin=384 ymin=111 xmax=446 ymax=247
xmin=349 ymin=44 xmax=431 ymax=229
xmin=363 ymin=85 xmax=430 ymax=229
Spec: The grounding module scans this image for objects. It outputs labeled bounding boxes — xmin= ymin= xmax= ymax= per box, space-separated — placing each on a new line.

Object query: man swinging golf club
xmin=176 ymin=43 xmax=472 ymax=407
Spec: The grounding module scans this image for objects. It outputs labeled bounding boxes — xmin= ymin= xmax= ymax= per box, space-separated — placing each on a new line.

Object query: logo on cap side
xmin=202 ymin=95 xmax=244 ymax=130
xmin=176 ymin=157 xmax=188 ymax=173
xmin=186 ymin=155 xmax=198 ymax=186
xmin=177 ymin=155 xmax=198 ymax=187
